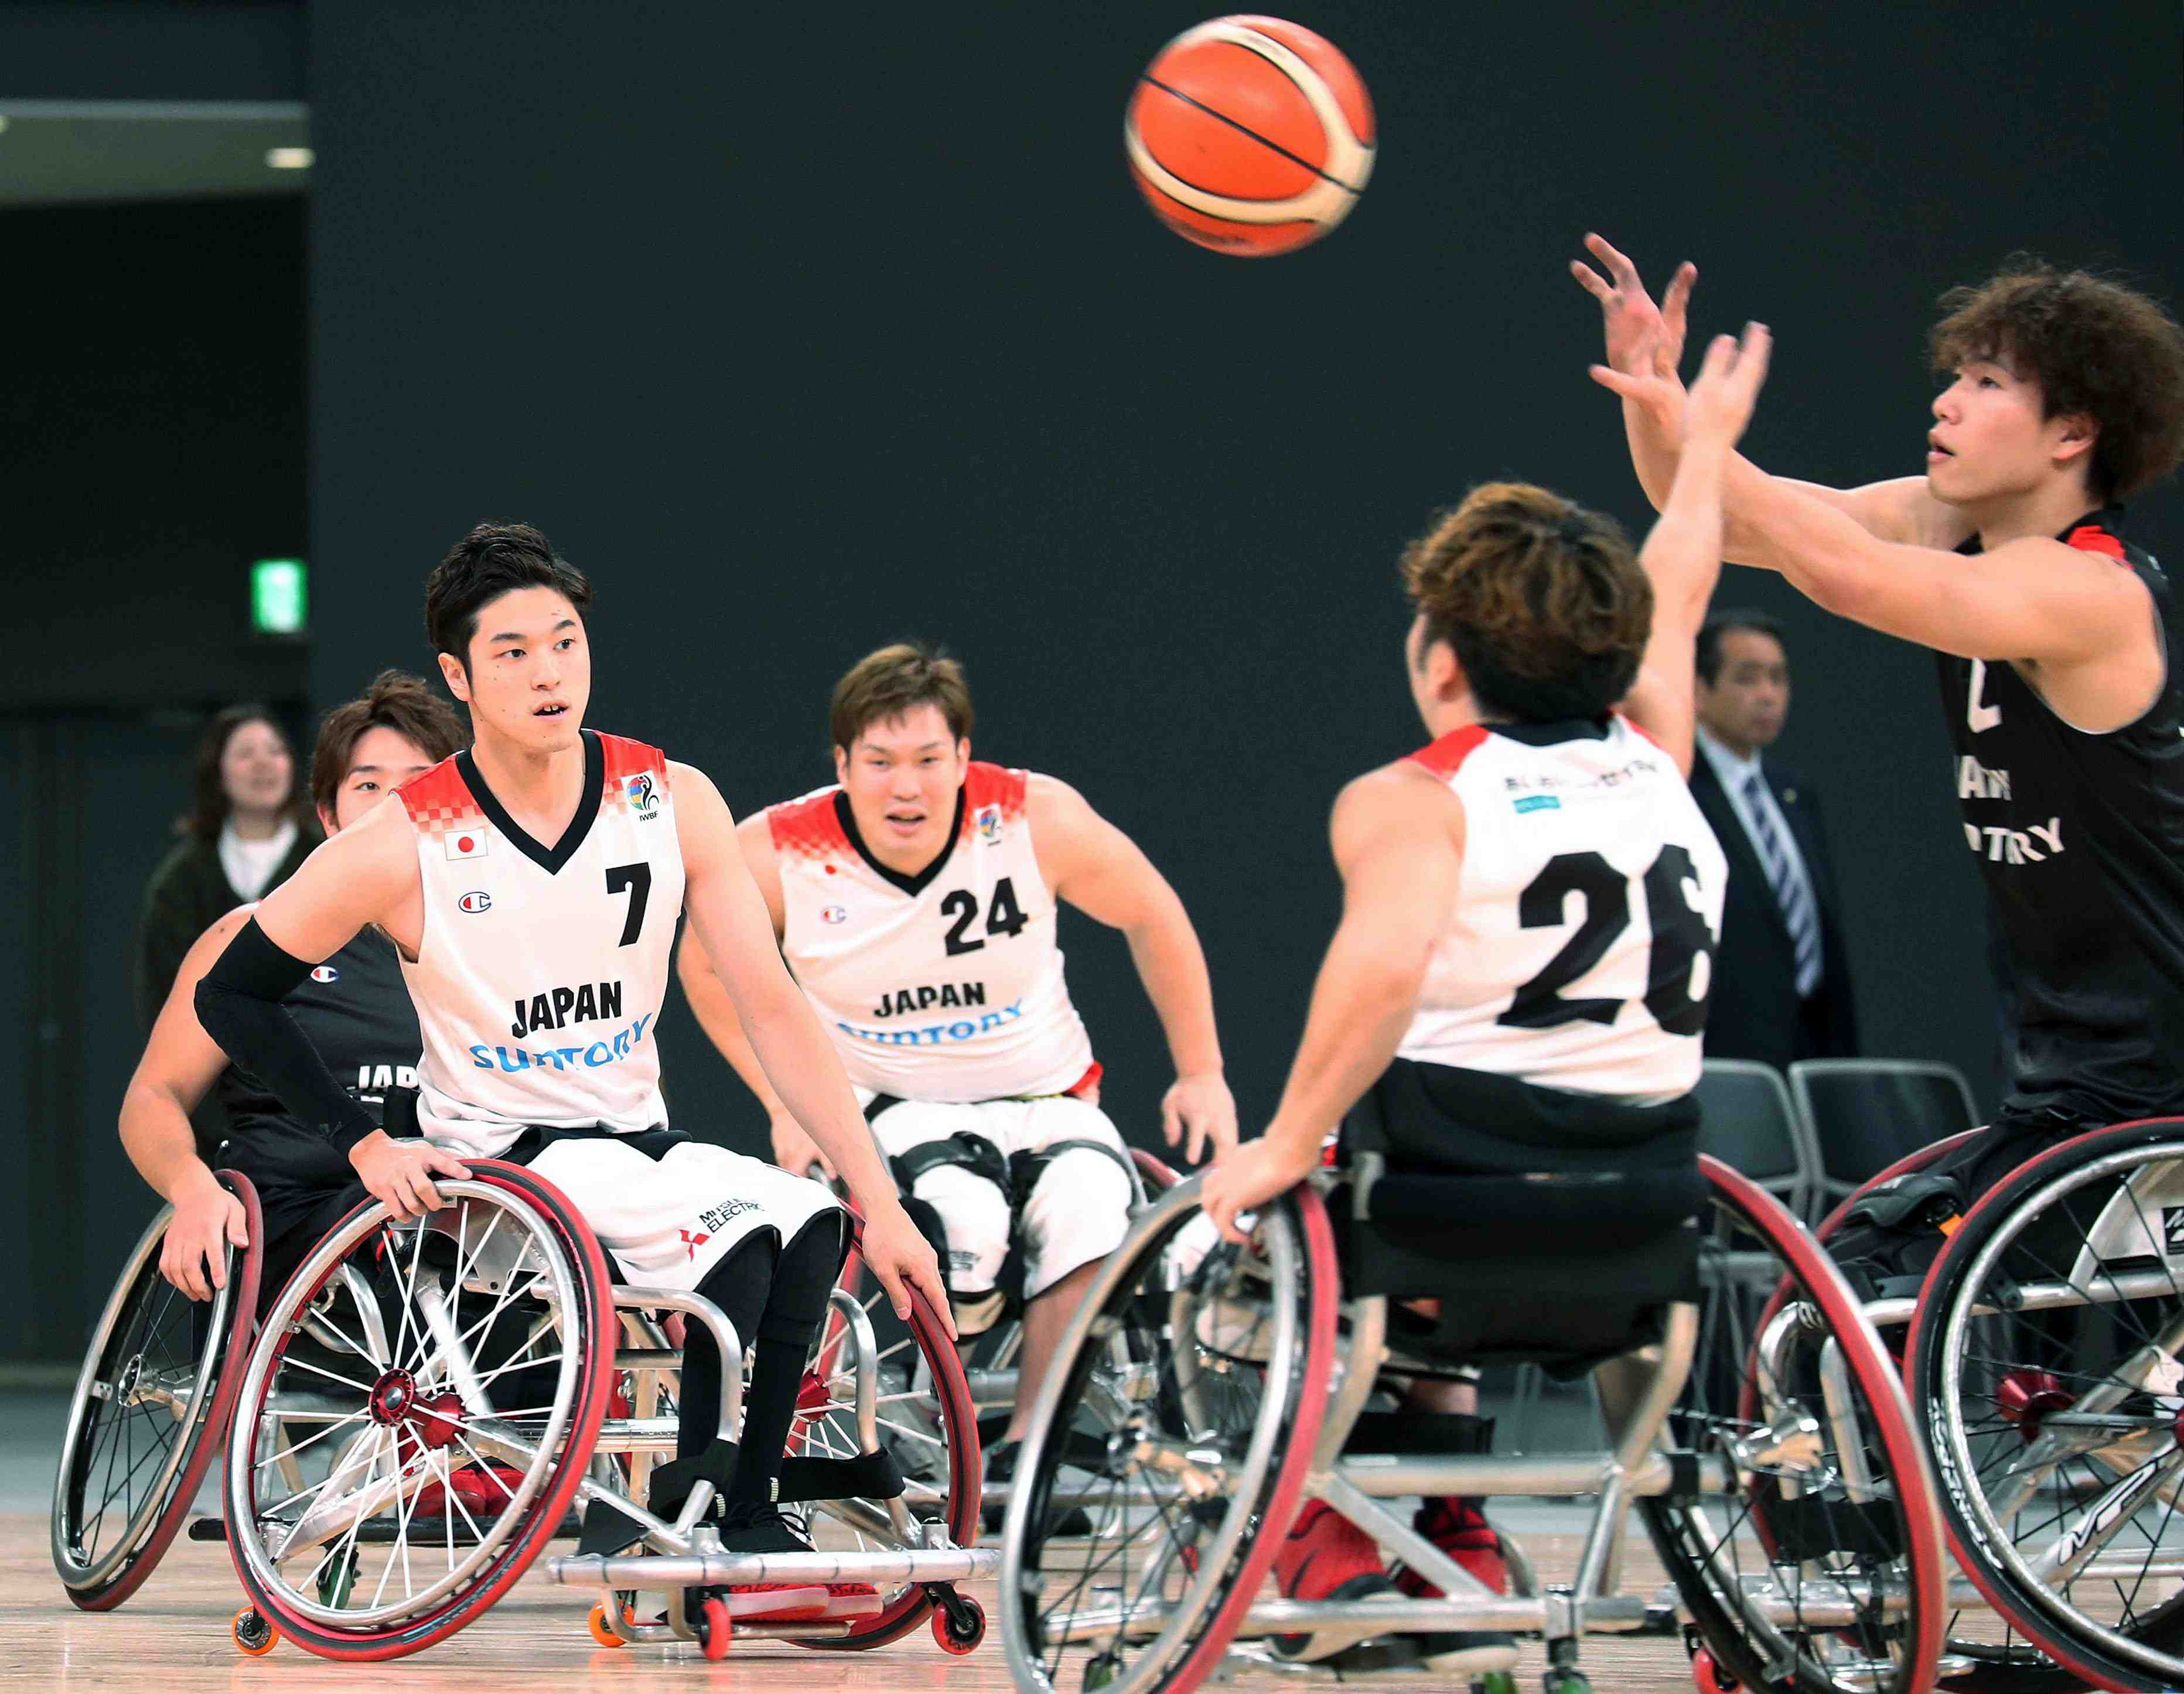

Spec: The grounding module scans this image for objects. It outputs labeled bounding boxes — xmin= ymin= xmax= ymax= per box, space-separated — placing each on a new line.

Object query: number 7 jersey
xmin=395 ymin=730 xmax=685 ymax=1156
xmin=1398 ymin=717 xmax=1726 ymax=1099
xmin=769 ymin=762 xmax=1096 ymax=1102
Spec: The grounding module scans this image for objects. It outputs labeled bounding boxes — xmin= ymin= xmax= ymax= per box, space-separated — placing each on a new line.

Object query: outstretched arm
xmin=1619 ymin=323 xmax=1774 ymax=775
xmin=1200 ymin=766 xmax=1462 ymax=1240
xmin=670 ymin=761 xmax=950 ymax=1329
xmin=1571 ymin=233 xmax=1970 ymax=555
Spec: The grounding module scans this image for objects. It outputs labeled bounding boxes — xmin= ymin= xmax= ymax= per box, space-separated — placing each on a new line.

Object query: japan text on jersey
xmin=1398 ymin=716 xmax=1728 ymax=1100
xmin=770 ymin=761 xmax=1096 ymax=1102
xmin=394 ymin=730 xmax=687 ymax=1155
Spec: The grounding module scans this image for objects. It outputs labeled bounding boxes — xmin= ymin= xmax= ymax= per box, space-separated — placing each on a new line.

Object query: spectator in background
xmin=1687 ymin=610 xmax=1859 ymax=1071
xmin=135 ymin=705 xmax=320 ymax=1033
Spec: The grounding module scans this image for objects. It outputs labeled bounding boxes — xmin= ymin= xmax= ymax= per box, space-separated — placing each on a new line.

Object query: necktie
xmin=1744 ymin=770 xmax=1822 ymax=998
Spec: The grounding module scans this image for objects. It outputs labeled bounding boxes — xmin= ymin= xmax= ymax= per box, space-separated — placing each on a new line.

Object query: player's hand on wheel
xmin=160 ymin=1171 xmax=250 ymax=1301
xmin=1202 ymin=1137 xmax=1312 ymax=1246
xmin=1162 ymin=1071 xmax=1238 ymax=1165
xmin=770 ymin=1114 xmax=836 ymax=1183
xmin=1571 ymin=233 xmax=1695 ymax=409
xmin=859 ymin=1199 xmax=956 ymax=1338
xmin=349 ymin=1130 xmax=472 ymax=1221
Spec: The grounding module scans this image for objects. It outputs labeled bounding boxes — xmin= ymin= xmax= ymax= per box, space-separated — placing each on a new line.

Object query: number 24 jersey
xmin=769 ymin=762 xmax=1096 ymax=1103
xmin=1399 ymin=716 xmax=1726 ymax=1099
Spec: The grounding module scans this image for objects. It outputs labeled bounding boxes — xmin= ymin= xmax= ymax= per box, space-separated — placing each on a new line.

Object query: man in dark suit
xmin=1689 ymin=610 xmax=1859 ymax=1070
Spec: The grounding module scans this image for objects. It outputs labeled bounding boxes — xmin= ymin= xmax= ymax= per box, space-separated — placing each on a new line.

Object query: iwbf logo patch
xmin=976 ymin=804 xmax=1003 ymax=846
xmin=626 ymin=773 xmax=659 ymax=817
xmin=458 ymin=890 xmax=493 ymax=914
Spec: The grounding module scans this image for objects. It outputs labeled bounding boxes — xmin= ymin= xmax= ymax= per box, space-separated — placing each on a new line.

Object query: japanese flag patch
xmin=445 ymin=828 xmax=489 ymax=860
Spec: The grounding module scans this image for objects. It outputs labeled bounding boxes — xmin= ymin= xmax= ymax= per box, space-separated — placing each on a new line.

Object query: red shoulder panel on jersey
xmin=769 ymin=787 xmax=852 ymax=862
xmin=961 ymin=761 xmax=1029 ymax=833
xmin=1407 ymin=725 xmax=1490 ymax=778
xmin=396 ymin=755 xmax=483 ymax=835
xmin=2065 ymin=523 xmax=2128 ymax=563
xmin=597 ymin=732 xmax=669 ymax=819
xmin=1617 ymin=713 xmax=1671 ymax=754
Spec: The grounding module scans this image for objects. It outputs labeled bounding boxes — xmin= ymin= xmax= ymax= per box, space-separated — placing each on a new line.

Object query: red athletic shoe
xmin=1271 ymin=1500 xmax=1400 ymax=1663
xmin=1390 ymin=1497 xmax=1518 ymax=1671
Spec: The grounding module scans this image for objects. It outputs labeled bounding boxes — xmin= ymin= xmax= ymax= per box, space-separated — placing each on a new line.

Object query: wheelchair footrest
xmin=549 ymin=1545 xmax=999 ymax=1590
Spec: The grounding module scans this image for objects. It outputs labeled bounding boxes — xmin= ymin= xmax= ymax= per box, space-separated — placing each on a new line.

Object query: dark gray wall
xmin=305 ymin=1 xmax=2183 ymax=1151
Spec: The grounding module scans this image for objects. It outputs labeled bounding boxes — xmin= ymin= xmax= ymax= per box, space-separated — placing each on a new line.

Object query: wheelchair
xmin=820 ymin=1146 xmax=1183 ymax=1531
xmin=56 ymin=1159 xmax=996 ymax=1661
xmin=1823 ymin=1115 xmax=2184 ymax=1693
xmin=52 ymin=1170 xmax=264 ymax=1611
xmin=995 ymin=1145 xmax=1951 ymax=1694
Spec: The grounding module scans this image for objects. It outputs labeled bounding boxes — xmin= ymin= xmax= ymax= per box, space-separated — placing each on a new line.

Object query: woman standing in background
xmin=134 ymin=705 xmax=320 ymax=1064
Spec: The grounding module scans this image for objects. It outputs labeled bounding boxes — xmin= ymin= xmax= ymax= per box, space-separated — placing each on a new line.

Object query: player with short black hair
xmin=191 ymin=523 xmax=949 ymax=1618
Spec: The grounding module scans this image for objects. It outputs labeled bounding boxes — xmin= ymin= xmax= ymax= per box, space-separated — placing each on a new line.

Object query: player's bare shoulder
xmin=1330 ymin=757 xmax=1464 ymax=866
xmin=664 ymin=758 xmax=736 ymax=865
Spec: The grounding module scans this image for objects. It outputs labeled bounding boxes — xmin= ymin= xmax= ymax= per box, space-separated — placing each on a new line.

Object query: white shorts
xmin=869 ymin=1095 xmax=1134 ymax=1302
xmin=511 ymin=1131 xmax=841 ymax=1296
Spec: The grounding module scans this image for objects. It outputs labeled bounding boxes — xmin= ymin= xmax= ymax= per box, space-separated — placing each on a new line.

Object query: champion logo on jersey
xmin=458 ymin=890 xmax=493 ymax=914
xmin=626 ymin=773 xmax=659 ymax=817
xmin=310 ymin=964 xmax=339 ymax=983
xmin=975 ymin=803 xmax=1003 ymax=846
xmin=446 ymin=829 xmax=489 ymax=860
xmin=821 ymin=904 xmax=849 ymax=924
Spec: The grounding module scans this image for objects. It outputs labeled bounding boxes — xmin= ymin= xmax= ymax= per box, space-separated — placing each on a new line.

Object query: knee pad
xmin=1019 ymin=1143 xmax=1132 ymax=1300
xmin=907 ymin=1163 xmax=1012 ymax=1300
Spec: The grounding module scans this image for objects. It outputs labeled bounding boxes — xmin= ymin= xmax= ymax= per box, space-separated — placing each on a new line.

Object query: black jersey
xmin=216 ymin=926 xmax=421 ymax=1140
xmin=1938 ymin=508 xmax=2184 ymax=1130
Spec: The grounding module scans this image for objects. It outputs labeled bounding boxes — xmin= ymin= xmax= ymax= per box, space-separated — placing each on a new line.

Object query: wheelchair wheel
xmin=1000 ymin=1176 xmax=1340 ymax=1694
xmin=1907 ymin=1119 xmax=2184 ymax=1693
xmin=789 ymin=1224 xmax=984 ymax=1649
xmin=1641 ymin=1156 xmax=1946 ymax=1694
xmin=223 ymin=1161 xmax=616 ymax=1659
xmin=53 ymin=1170 xmax=264 ymax=1611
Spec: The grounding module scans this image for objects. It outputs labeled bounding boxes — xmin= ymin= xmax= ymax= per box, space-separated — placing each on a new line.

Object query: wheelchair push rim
xmin=223 ymin=1161 xmax=615 ymax=1660
xmin=53 ymin=1169 xmax=264 ymax=1608
xmin=1909 ymin=1119 xmax=2184 ymax=1692
xmin=999 ymin=1174 xmax=1340 ymax=1694
xmin=1639 ymin=1156 xmax=1946 ymax=1694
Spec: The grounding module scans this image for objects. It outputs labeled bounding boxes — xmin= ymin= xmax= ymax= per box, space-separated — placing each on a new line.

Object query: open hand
xmin=1678 ymin=321 xmax=1773 ymax=452
xmin=1161 ymin=1071 xmax=1238 ymax=1165
xmin=1571 ymin=232 xmax=1695 ymax=385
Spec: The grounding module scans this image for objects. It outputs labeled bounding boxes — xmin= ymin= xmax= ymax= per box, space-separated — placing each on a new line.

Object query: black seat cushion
xmin=1339 ymin=1059 xmax=1701 ymax=1374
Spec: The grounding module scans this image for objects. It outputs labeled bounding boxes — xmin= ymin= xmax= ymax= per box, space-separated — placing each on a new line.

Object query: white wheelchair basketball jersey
xmin=771 ymin=762 xmax=1096 ymax=1102
xmin=1398 ymin=716 xmax=1726 ymax=1099
xmin=397 ymin=730 xmax=685 ymax=1156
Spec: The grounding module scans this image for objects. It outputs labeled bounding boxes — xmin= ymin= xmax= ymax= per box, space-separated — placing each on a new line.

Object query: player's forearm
xmin=739 ymin=993 xmax=895 ymax=1206
xmin=118 ymin=1080 xmax=221 ymax=1207
xmin=1640 ymin=440 xmax=1728 ymax=627
xmin=1262 ymin=935 xmax=1422 ymax=1164
xmin=1625 ymin=395 xmax=1684 ymax=514
xmin=679 ymin=951 xmax=792 ymax=1118
xmin=1122 ymin=899 xmax=1225 ymax=1078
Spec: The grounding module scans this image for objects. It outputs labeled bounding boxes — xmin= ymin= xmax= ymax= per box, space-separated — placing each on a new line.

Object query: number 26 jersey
xmin=769 ymin=762 xmax=1096 ymax=1102
xmin=1398 ymin=716 xmax=1726 ymax=1099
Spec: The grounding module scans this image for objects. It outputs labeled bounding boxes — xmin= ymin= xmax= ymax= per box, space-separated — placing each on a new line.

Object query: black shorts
xmin=216 ymin=1122 xmax=374 ymax=1309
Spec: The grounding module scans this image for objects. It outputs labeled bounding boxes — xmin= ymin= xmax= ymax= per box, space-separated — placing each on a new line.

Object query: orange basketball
xmin=1125 ymin=15 xmax=1376 ymax=257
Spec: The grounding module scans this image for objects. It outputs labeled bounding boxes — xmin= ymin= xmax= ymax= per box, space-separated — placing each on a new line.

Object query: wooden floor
xmin=5 ymin=1514 xmax=1710 ymax=1691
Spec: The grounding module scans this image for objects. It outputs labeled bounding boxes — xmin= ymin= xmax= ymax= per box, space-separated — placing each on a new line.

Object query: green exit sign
xmin=252 ymin=558 xmax=308 ymax=635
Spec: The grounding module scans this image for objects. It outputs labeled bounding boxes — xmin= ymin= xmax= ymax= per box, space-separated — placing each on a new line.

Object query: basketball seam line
xmin=1138 ymin=74 xmax=1363 ymax=196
